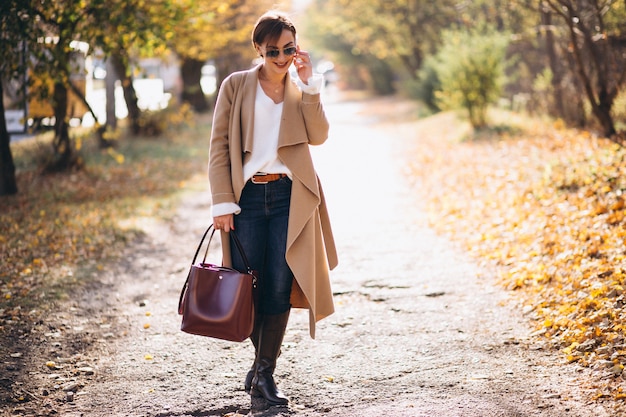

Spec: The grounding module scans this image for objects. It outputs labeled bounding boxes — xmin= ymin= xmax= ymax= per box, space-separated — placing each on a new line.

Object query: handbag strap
xmin=199 ymin=226 xmax=253 ymax=273
xmin=191 ymin=225 xmax=216 ymax=265
xmin=178 ymin=225 xmax=255 ymax=314
xmin=230 ymin=231 xmax=254 ymax=274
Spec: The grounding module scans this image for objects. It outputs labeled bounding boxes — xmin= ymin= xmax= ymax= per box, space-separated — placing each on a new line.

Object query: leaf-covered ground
xmin=0 ymin=110 xmax=209 ymax=394
xmin=409 ymin=109 xmax=626 ymax=404
xmin=3 ymin=98 xmax=626 ymax=412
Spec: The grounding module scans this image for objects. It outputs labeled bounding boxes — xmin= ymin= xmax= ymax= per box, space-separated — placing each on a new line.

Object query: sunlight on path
xmin=310 ymin=95 xmax=438 ymax=294
xmin=312 ymin=98 xmax=415 ymax=233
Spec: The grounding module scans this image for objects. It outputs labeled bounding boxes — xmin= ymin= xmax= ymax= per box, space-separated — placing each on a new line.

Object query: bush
xmin=405 ymin=56 xmax=441 ymax=113
xmin=137 ymin=102 xmax=195 ymax=137
xmin=431 ymin=26 xmax=510 ymax=129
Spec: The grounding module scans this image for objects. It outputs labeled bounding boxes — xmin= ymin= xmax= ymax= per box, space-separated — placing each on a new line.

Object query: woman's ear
xmin=254 ymin=43 xmax=263 ymax=57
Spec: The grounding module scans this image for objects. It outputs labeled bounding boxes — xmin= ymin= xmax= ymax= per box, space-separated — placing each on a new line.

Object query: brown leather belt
xmin=251 ymin=173 xmax=288 ymax=184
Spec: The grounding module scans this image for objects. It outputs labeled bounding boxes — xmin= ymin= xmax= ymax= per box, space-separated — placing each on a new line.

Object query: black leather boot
xmin=244 ymin=314 xmax=263 ymax=393
xmin=250 ymin=310 xmax=290 ymax=405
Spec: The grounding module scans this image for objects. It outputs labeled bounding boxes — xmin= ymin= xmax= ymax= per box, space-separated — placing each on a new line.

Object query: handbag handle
xmin=195 ymin=225 xmax=254 ymax=274
xmin=178 ymin=225 xmax=256 ymax=314
xmin=190 ymin=225 xmax=216 ymax=266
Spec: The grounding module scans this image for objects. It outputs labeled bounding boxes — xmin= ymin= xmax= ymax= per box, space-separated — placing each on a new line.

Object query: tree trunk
xmin=592 ymin=97 xmax=617 ymax=137
xmin=541 ymin=9 xmax=566 ymax=120
xmin=110 ymin=52 xmax=141 ymax=135
xmin=181 ymin=57 xmax=209 ymax=113
xmin=105 ymin=57 xmax=117 ymax=130
xmin=546 ymin=0 xmax=618 ymax=137
xmin=0 ymin=81 xmax=18 ymax=196
xmin=49 ymin=80 xmax=74 ymax=171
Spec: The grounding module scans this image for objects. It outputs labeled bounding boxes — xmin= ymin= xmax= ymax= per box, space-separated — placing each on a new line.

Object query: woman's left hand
xmin=294 ymin=47 xmax=313 ymax=84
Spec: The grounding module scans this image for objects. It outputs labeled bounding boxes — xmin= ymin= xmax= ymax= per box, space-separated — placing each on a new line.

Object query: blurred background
xmin=1 ymin=0 xmax=626 ymax=185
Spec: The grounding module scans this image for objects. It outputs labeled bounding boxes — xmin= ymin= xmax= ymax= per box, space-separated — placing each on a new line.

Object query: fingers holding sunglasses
xmin=295 ymin=48 xmax=310 ymax=63
xmin=295 ymin=49 xmax=313 ymax=83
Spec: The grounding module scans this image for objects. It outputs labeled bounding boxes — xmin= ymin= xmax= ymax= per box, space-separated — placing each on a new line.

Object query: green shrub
xmin=432 ymin=26 xmax=510 ymax=129
xmin=405 ymin=56 xmax=441 ymax=113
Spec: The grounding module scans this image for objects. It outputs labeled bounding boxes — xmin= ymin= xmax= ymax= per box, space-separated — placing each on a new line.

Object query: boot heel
xmin=250 ymin=393 xmax=269 ymax=411
xmin=250 ymin=371 xmax=288 ymax=405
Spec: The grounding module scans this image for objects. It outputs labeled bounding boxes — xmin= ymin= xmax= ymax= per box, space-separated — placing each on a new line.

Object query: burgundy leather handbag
xmin=178 ymin=225 xmax=257 ymax=342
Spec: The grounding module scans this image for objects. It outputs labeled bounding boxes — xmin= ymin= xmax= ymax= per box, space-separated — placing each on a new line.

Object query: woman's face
xmin=257 ymin=29 xmax=296 ymax=77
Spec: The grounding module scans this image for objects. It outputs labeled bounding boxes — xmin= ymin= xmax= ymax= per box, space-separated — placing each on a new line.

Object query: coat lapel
xmin=278 ymin=73 xmax=320 ymax=202
xmin=241 ymin=66 xmax=259 ymax=154
xmin=278 ymin=73 xmax=309 ymax=148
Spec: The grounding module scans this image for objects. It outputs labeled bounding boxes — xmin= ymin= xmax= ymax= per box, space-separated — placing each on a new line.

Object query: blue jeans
xmin=230 ymin=177 xmax=293 ymax=315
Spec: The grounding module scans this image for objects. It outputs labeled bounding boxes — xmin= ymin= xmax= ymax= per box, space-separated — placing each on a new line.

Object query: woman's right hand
xmin=213 ymin=214 xmax=234 ymax=232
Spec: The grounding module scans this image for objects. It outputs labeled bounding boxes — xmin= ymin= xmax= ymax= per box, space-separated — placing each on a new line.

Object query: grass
xmin=0 ymin=109 xmax=210 ymax=327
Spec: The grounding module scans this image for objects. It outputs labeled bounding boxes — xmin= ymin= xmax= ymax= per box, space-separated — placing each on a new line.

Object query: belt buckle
xmin=251 ymin=175 xmax=269 ymax=184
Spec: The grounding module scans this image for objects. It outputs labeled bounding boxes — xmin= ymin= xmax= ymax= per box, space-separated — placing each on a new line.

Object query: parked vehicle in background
xmin=27 ymin=52 xmax=89 ymax=130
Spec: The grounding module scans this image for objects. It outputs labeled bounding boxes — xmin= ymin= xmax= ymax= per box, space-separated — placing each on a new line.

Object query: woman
xmin=208 ymin=11 xmax=338 ymax=406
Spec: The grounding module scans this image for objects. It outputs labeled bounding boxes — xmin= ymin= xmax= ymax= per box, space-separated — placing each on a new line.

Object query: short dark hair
xmin=252 ymin=11 xmax=296 ymax=47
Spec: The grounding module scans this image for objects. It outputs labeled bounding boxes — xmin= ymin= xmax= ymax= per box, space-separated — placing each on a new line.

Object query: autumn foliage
xmin=0 ymin=109 xmax=206 ymax=330
xmin=411 ymin=110 xmax=626 ymax=402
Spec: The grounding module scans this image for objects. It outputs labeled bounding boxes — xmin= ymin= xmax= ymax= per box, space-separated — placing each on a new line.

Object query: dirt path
xmin=6 ymin=94 xmax=614 ymax=417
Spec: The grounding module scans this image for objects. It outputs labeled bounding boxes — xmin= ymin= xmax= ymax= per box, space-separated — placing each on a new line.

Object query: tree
xmin=169 ymin=0 xmax=276 ymax=112
xmin=25 ymin=0 xmax=173 ymax=163
xmin=541 ymin=0 xmax=626 ymax=138
xmin=96 ymin=0 xmax=179 ymax=136
xmin=0 ymin=0 xmax=41 ymax=195
xmin=306 ymin=0 xmax=459 ymax=94
xmin=0 ymin=81 xmax=18 ymax=196
xmin=26 ymin=0 xmax=115 ymax=170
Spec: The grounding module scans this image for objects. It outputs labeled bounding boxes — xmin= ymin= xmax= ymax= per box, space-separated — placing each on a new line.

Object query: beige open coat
xmin=208 ymin=65 xmax=338 ymax=338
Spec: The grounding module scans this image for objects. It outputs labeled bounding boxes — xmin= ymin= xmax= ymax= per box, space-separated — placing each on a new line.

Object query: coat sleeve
xmin=209 ymin=76 xmax=237 ymax=206
xmin=301 ymin=92 xmax=329 ymax=146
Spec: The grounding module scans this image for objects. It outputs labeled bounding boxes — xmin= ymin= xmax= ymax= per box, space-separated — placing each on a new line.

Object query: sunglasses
xmin=265 ymin=46 xmax=296 ymax=58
